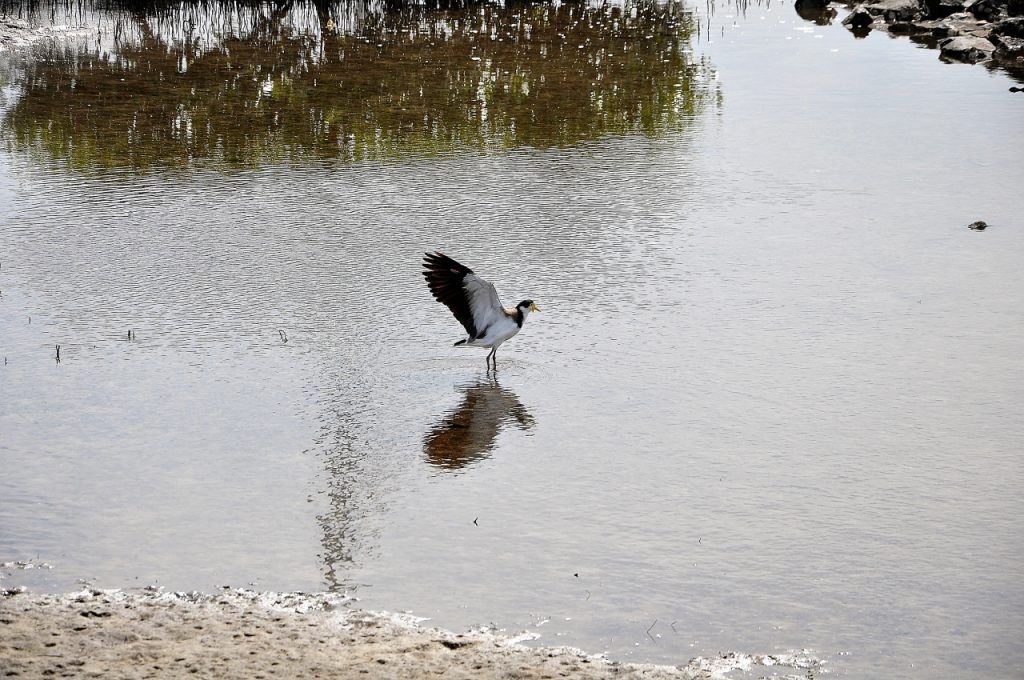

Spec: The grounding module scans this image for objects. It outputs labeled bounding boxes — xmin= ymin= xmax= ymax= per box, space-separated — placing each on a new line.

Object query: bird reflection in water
xmin=423 ymin=377 xmax=535 ymax=471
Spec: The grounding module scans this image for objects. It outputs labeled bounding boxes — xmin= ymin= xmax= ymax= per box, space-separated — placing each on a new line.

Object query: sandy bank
xmin=0 ymin=588 xmax=819 ymax=679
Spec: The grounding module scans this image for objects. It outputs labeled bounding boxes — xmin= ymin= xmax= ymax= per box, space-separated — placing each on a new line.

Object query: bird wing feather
xmin=423 ymin=252 xmax=505 ymax=338
xmin=462 ymin=274 xmax=505 ymax=338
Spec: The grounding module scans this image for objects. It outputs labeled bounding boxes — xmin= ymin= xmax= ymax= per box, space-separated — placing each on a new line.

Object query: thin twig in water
xmin=646 ymin=619 xmax=658 ymax=642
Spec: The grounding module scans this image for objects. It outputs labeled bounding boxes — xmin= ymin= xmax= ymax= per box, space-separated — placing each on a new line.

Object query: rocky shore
xmin=831 ymin=0 xmax=1024 ymax=72
xmin=0 ymin=588 xmax=822 ymax=679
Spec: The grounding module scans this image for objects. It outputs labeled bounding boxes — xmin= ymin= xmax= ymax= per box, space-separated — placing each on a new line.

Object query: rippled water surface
xmin=1 ymin=1 xmax=1022 ymax=677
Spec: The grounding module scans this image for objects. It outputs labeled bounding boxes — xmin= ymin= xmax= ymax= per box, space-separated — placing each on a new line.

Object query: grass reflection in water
xmin=1 ymin=0 xmax=719 ymax=169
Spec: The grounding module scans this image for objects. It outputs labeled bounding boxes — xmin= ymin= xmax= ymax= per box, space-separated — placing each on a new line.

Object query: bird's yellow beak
xmin=530 ymin=302 xmax=540 ymax=312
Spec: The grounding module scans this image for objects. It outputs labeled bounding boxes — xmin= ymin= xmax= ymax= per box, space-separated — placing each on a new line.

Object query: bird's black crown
xmin=517 ymin=299 xmax=534 ymax=309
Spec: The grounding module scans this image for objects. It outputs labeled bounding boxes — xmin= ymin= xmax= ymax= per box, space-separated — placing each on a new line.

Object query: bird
xmin=422 ymin=251 xmax=539 ymax=369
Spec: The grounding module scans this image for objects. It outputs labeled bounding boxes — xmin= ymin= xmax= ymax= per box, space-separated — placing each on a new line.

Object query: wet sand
xmin=0 ymin=588 xmax=818 ymax=679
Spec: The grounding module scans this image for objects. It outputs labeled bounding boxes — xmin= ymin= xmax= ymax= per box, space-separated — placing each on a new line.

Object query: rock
xmin=932 ymin=12 xmax=970 ymax=34
xmin=992 ymin=33 xmax=1024 ymax=59
xmin=911 ymin=18 xmax=943 ymax=31
xmin=924 ymin=0 xmax=967 ymax=18
xmin=925 ymin=21 xmax=956 ymax=32
xmin=968 ymin=220 xmax=988 ymax=230
xmin=844 ymin=4 xmax=878 ymax=27
xmin=939 ymin=34 xmax=997 ymax=59
xmin=865 ymin=0 xmax=926 ymax=21
xmin=807 ymin=0 xmax=1016 ymax=78
xmin=991 ymin=16 xmax=1024 ymax=37
xmin=964 ymin=0 xmax=1001 ymax=20
xmin=796 ymin=2 xmax=840 ymax=24
xmin=891 ymin=19 xmax=934 ymax=30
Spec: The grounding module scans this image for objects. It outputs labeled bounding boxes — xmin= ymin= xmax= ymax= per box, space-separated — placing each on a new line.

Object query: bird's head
xmin=517 ymin=300 xmax=540 ymax=314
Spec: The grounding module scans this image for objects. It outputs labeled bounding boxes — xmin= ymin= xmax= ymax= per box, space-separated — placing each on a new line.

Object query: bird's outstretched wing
xmin=423 ymin=252 xmax=504 ymax=339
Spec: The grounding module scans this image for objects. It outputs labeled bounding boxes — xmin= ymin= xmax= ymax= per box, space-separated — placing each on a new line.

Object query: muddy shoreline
xmin=0 ymin=588 xmax=821 ymax=679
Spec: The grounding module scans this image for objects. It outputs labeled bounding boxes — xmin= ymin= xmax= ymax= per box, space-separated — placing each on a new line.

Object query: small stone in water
xmin=968 ymin=220 xmax=988 ymax=230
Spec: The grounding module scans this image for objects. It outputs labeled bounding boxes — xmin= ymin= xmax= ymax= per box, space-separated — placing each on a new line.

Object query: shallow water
xmin=2 ymin=1 xmax=1023 ymax=678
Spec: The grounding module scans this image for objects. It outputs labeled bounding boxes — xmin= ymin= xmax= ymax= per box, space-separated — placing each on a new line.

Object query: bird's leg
xmin=491 ymin=347 xmax=498 ymax=370
xmin=486 ymin=347 xmax=496 ymax=370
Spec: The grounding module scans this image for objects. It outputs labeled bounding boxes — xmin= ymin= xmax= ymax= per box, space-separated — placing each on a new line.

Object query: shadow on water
xmin=0 ymin=0 xmax=718 ymax=170
xmin=423 ymin=375 xmax=535 ymax=472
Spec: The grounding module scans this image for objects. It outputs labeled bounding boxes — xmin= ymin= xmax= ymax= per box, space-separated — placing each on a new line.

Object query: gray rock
xmin=964 ymin=0 xmax=1001 ymax=20
xmin=925 ymin=0 xmax=967 ymax=18
xmin=912 ymin=18 xmax=943 ymax=31
xmin=865 ymin=0 xmax=926 ymax=21
xmin=890 ymin=19 xmax=932 ymax=29
xmin=796 ymin=1 xmax=839 ymax=24
xmin=991 ymin=17 xmax=1024 ymax=37
xmin=992 ymin=33 xmax=1024 ymax=59
xmin=968 ymin=220 xmax=988 ymax=230
xmin=939 ymin=34 xmax=997 ymax=60
xmin=844 ymin=4 xmax=878 ymax=27
xmin=932 ymin=12 xmax=982 ymax=36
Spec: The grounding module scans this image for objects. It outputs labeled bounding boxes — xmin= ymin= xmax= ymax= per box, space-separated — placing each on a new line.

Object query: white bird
xmin=422 ymin=251 xmax=540 ymax=369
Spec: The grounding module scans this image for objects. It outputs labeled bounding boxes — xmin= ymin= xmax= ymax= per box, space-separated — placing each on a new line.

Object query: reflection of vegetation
xmin=1 ymin=0 xmax=717 ymax=169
